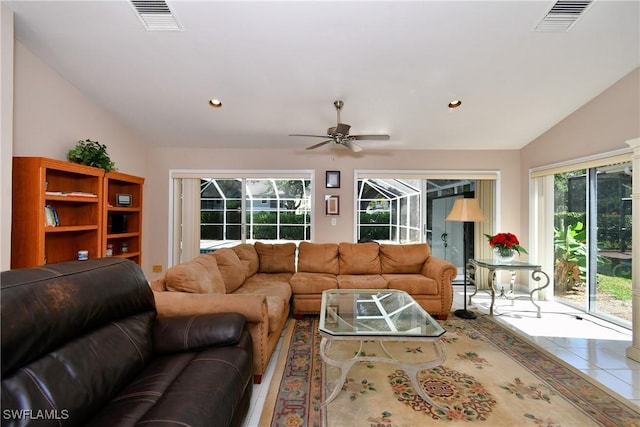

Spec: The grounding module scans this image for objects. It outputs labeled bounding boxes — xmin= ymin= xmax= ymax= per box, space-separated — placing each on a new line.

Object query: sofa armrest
xmin=421 ymin=256 xmax=457 ymax=285
xmin=153 ymin=312 xmax=246 ymax=353
xmin=152 ymin=291 xmax=268 ymax=323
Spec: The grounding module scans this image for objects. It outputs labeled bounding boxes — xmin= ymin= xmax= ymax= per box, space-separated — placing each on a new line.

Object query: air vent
xmin=535 ymin=0 xmax=593 ymax=32
xmin=130 ymin=0 xmax=181 ymax=31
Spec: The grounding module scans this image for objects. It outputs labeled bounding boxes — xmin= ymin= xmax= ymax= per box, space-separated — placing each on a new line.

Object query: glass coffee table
xmin=319 ymin=289 xmax=447 ymax=410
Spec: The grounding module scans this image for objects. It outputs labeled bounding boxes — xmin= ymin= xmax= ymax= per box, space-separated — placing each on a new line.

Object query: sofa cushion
xmin=236 ymin=273 xmax=293 ymax=301
xmin=337 ymin=274 xmax=387 ymax=289
xmin=297 ymin=242 xmax=339 ymax=274
xmin=212 ymin=248 xmax=246 ymax=293
xmin=290 ymin=272 xmax=339 ymax=294
xmin=382 ymin=274 xmax=439 ymax=294
xmin=233 ymin=244 xmax=260 ymax=277
xmin=165 ymin=254 xmax=225 ymax=294
xmin=380 ymin=243 xmax=430 ymax=274
xmin=338 ymin=242 xmax=381 ymax=275
xmin=255 ymin=242 xmax=296 ymax=273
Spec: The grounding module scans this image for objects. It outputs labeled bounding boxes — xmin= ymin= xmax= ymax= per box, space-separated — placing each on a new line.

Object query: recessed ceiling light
xmin=209 ymin=99 xmax=222 ymax=108
xmin=448 ymin=100 xmax=462 ymax=109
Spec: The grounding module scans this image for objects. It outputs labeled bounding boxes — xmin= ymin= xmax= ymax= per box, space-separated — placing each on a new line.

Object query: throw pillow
xmin=255 ymin=242 xmax=296 ymax=273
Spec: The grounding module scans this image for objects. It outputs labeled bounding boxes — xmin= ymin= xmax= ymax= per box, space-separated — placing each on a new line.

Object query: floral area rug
xmin=258 ymin=315 xmax=640 ymax=427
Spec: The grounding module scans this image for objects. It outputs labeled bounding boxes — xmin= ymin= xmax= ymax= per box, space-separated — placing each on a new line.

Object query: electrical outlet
xmin=152 ymin=265 xmax=163 ymax=273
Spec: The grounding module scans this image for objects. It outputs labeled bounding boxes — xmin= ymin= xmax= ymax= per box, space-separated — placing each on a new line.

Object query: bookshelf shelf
xmin=45 ymin=225 xmax=99 ymax=233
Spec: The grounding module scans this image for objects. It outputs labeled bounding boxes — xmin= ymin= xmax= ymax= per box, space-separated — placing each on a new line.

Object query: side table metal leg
xmin=529 ymin=270 xmax=551 ymax=318
xmin=488 ymin=268 xmax=496 ymax=316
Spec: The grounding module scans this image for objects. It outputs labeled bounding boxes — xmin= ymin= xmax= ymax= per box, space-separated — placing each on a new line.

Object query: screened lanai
xmin=357 ymin=178 xmax=475 ymax=245
xmin=199 ymin=177 xmax=312 ymax=253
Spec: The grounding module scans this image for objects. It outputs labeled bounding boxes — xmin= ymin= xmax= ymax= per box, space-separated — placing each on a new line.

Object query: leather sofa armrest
xmin=152 ymin=291 xmax=268 ymax=323
xmin=421 ymin=256 xmax=457 ymax=283
xmin=153 ymin=312 xmax=246 ymax=353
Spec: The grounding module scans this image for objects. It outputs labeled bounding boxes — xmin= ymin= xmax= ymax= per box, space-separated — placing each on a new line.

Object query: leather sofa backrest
xmin=338 ymin=242 xmax=381 ymax=275
xmin=1 ymin=258 xmax=156 ymax=425
xmin=380 ymin=243 xmax=430 ymax=273
xmin=297 ymin=242 xmax=339 ymax=274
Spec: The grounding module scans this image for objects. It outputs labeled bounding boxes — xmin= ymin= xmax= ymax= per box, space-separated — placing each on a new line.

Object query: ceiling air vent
xmin=130 ymin=0 xmax=181 ymax=31
xmin=535 ymin=0 xmax=593 ymax=32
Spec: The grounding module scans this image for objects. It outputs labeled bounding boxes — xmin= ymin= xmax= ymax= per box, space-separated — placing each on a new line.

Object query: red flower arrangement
xmin=484 ymin=232 xmax=528 ymax=257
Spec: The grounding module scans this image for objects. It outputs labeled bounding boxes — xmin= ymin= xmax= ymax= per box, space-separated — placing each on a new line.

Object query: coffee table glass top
xmin=319 ymin=289 xmax=445 ymax=337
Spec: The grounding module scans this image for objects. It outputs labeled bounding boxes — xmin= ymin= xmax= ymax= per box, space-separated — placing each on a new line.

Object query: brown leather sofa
xmin=1 ymin=258 xmax=253 ymax=427
xmin=290 ymin=242 xmax=457 ymax=319
xmin=150 ymin=242 xmax=294 ymax=384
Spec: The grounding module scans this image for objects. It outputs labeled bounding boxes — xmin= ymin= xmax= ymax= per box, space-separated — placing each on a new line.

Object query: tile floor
xmin=242 ymin=288 xmax=640 ymax=426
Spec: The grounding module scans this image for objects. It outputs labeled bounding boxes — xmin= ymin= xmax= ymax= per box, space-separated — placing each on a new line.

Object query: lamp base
xmin=454 ymin=309 xmax=477 ymax=320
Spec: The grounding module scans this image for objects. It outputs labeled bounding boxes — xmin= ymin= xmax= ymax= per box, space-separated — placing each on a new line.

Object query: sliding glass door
xmin=537 ymin=157 xmax=632 ymax=326
xmin=356 ymin=173 xmax=496 ymax=282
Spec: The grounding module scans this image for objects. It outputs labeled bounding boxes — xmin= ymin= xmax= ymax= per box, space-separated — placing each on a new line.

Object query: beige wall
xmin=144 ymin=147 xmax=521 ymax=279
xmin=519 ymin=67 xmax=640 ymax=251
xmin=5 ymin=18 xmax=637 ymax=279
xmin=521 ymin=67 xmax=639 ymax=168
xmin=3 ymin=40 xmax=150 ymax=271
xmin=1 ymin=5 xmax=14 ymax=271
xmin=12 ymin=42 xmax=148 ymax=176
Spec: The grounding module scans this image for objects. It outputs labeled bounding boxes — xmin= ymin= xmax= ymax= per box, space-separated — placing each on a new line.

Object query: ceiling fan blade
xmin=306 ymin=140 xmax=332 ymax=150
xmin=334 ymin=123 xmax=351 ymax=135
xmin=342 ymin=140 xmax=363 ymax=152
xmin=351 ymin=134 xmax=390 ymax=141
xmin=289 ymin=133 xmax=330 ymax=138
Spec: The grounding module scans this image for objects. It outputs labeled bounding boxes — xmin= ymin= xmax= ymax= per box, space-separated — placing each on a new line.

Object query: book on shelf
xmin=45 ymin=191 xmax=97 ymax=198
xmin=45 ymin=205 xmax=59 ymax=226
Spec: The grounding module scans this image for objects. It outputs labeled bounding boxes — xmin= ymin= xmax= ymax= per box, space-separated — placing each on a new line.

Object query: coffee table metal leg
xmin=319 ymin=337 xmax=357 ymax=407
xmin=401 ymin=340 xmax=448 ymax=413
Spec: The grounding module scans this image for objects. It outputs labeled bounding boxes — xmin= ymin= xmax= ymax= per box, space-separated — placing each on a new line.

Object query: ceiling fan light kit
xmin=289 ymin=100 xmax=390 ymax=152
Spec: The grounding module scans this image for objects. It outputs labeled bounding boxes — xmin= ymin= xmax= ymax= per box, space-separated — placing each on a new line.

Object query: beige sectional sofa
xmin=150 ymin=240 xmax=456 ymax=383
xmin=290 ymin=242 xmax=457 ymax=319
xmin=150 ymin=242 xmax=295 ymax=383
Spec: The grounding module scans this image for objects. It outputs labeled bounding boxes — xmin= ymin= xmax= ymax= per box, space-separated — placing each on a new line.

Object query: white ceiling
xmin=6 ymin=0 xmax=640 ymax=152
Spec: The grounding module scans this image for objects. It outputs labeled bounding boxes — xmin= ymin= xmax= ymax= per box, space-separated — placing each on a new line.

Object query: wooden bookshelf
xmin=102 ymin=171 xmax=144 ymax=266
xmin=11 ymin=157 xmax=104 ymax=268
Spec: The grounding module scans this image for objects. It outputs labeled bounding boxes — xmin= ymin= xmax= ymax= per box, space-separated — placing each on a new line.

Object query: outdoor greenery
xmin=554 ymin=220 xmax=588 ymax=293
xmin=598 ymin=274 xmax=633 ymax=301
xmin=358 ymin=212 xmax=391 ymax=241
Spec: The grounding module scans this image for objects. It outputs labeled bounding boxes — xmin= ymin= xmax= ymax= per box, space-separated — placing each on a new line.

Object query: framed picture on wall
xmin=325 ymin=195 xmax=340 ymax=215
xmin=326 ymin=171 xmax=340 ymax=188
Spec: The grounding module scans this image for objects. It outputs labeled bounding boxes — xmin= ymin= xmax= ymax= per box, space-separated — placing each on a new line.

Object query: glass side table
xmin=467 ymin=259 xmax=550 ymax=318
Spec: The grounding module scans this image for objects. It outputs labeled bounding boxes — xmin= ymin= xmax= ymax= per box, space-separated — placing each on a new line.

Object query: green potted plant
xmin=67 ymin=139 xmax=116 ymax=172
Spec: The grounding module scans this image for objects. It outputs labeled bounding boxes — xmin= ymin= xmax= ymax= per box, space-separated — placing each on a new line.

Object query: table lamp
xmin=446 ymin=198 xmax=486 ymax=319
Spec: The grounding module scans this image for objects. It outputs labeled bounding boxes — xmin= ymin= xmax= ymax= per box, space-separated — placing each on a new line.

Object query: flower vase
xmin=494 ymin=248 xmax=516 ymax=263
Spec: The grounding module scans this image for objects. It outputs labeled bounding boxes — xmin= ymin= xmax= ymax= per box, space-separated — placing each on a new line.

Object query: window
xmin=171 ymin=172 xmax=313 ymax=264
xmin=531 ymin=151 xmax=632 ymax=327
xmin=355 ymin=171 xmax=497 ymax=281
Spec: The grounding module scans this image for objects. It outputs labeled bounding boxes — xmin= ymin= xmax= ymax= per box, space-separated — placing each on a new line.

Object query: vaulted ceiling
xmin=6 ymin=0 xmax=639 ymax=151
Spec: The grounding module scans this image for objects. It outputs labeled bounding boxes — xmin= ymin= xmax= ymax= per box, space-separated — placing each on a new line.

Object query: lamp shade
xmin=445 ymin=198 xmax=486 ymax=222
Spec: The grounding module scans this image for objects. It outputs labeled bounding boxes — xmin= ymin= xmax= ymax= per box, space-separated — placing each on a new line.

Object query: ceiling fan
xmin=289 ymin=100 xmax=390 ymax=152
